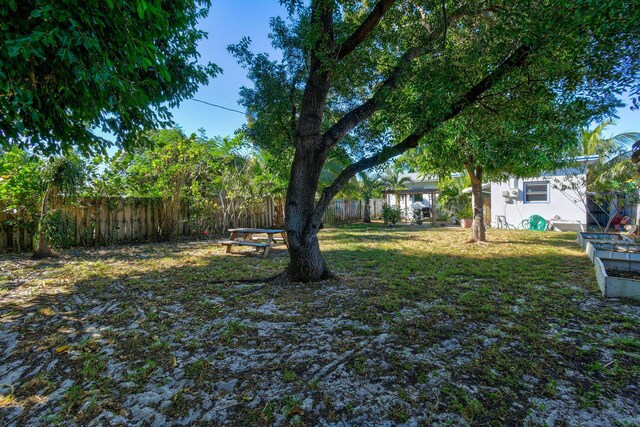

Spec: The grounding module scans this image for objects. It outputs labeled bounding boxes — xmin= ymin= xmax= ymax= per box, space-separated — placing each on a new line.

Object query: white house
xmin=383 ymin=157 xmax=600 ymax=230
xmin=490 ymin=156 xmax=598 ymax=231
xmin=383 ymin=173 xmax=441 ymax=222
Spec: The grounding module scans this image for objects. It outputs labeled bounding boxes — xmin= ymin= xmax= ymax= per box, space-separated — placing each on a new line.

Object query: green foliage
xmin=0 ymin=0 xmax=220 ymax=155
xmin=36 ymin=210 xmax=76 ymax=249
xmin=579 ymin=120 xmax=640 ymax=161
xmin=579 ymin=121 xmax=640 ymax=187
xmin=412 ymin=209 xmax=423 ymax=225
xmin=437 ymin=175 xmax=471 ymax=217
xmin=235 ymin=0 xmax=640 ymax=233
xmin=0 ymin=147 xmax=41 ymax=235
xmin=40 ymin=154 xmax=85 ymax=199
xmin=458 ymin=206 xmax=473 ymax=220
xmin=382 ymin=204 xmax=401 ymax=225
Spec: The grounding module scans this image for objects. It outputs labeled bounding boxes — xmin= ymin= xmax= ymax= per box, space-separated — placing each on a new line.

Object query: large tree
xmin=0 ymin=0 xmax=219 ymax=155
xmin=407 ymin=88 xmax=593 ymax=243
xmin=237 ymin=0 xmax=638 ymax=281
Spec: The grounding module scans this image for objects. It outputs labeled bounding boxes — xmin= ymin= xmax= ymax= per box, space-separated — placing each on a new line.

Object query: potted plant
xmin=458 ymin=206 xmax=473 ymax=228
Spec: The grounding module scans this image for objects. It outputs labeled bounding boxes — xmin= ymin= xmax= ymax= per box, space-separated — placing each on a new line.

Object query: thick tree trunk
xmin=466 ymin=164 xmax=486 ymax=243
xmin=33 ymin=188 xmax=54 ymax=259
xmin=285 ymin=149 xmax=332 ymax=282
xmin=363 ymin=193 xmax=371 ymax=223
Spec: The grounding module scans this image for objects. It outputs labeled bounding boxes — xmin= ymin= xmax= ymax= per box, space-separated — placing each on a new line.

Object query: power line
xmin=190 ymin=98 xmax=247 ymax=115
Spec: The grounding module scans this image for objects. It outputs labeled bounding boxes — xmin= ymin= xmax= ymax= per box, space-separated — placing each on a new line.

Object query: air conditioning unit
xmin=502 ymin=189 xmax=518 ymax=199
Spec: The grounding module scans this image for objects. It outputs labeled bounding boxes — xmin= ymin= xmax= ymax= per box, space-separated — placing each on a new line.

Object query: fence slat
xmin=0 ymin=196 xmax=384 ymax=252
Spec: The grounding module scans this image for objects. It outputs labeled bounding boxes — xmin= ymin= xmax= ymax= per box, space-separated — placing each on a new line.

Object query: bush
xmin=382 ymin=204 xmax=402 ymax=225
xmin=35 ymin=210 xmax=76 ymax=249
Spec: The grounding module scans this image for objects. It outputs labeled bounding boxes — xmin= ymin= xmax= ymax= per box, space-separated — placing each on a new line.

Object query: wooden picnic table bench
xmin=219 ymin=228 xmax=289 ymax=258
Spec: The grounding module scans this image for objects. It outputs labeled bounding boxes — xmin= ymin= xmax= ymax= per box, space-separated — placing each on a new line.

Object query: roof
xmin=572 ymin=155 xmax=599 ymax=165
xmin=461 ymin=183 xmax=491 ymax=194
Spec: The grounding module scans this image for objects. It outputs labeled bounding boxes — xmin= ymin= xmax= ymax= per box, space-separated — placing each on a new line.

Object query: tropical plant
xmin=382 ymin=204 xmax=401 ymax=226
xmin=579 ymin=121 xmax=640 ymax=187
xmin=580 ymin=120 xmax=640 ymax=160
xmin=437 ymin=176 xmax=471 ymax=218
xmin=591 ymin=158 xmax=640 ymax=232
xmin=381 ymin=168 xmax=411 ymax=209
xmin=33 ymin=154 xmax=85 ymax=258
xmin=357 ymin=173 xmax=383 ymax=223
xmin=0 ymin=147 xmax=41 ymax=249
xmin=458 ymin=206 xmax=474 ymax=221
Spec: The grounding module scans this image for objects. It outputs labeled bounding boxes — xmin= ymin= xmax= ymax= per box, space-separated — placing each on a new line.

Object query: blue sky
xmin=167 ymin=1 xmax=286 ymax=139
xmin=167 ymin=2 xmax=638 ymax=140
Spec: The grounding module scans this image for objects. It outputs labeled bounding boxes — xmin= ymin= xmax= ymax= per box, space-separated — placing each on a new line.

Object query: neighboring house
xmin=384 ymin=157 xmax=600 ymax=230
xmin=383 ymin=173 xmax=441 ymax=224
xmin=490 ymin=156 xmax=598 ymax=230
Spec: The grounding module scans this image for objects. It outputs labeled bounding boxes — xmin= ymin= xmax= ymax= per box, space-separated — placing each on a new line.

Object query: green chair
xmin=528 ymin=214 xmax=548 ymax=231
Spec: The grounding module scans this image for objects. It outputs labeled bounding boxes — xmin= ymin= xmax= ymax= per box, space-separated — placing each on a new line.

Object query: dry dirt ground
xmin=1 ymin=225 xmax=639 ymax=426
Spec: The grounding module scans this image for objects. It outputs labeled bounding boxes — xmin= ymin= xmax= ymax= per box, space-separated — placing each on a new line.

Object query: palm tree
xmin=356 ymin=172 xmax=383 ymax=223
xmin=580 ymin=121 xmax=640 ymax=230
xmin=381 ymin=168 xmax=411 ymax=209
xmin=580 ymin=120 xmax=640 ymax=185
xmin=33 ymin=155 xmax=84 ymax=259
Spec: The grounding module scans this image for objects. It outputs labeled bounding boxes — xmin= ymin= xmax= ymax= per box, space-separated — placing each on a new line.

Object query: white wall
xmin=386 ymin=193 xmax=433 ymax=219
xmin=490 ymin=172 xmax=587 ymax=228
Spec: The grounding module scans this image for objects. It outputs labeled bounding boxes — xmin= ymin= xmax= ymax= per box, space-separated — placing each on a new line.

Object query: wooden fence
xmin=323 ymin=199 xmax=384 ymax=224
xmin=0 ymin=197 xmax=384 ymax=252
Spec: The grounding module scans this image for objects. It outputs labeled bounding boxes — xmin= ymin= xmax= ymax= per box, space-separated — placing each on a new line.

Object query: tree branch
xmin=311 ymin=43 xmax=532 ymax=223
xmin=322 ymin=47 xmax=425 ymax=148
xmin=323 ymin=3 xmax=478 ymax=150
xmin=335 ymin=0 xmax=397 ymax=61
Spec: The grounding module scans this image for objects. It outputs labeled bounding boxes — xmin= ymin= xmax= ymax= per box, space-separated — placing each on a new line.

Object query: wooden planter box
xmin=594 ymin=257 xmax=640 ymax=300
xmin=578 ymin=232 xmax=630 ymax=250
xmin=586 ymin=241 xmax=640 ymax=262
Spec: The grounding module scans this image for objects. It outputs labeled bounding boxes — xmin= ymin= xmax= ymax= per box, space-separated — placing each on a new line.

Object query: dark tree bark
xmin=33 ymin=188 xmax=54 ymax=259
xmin=363 ymin=193 xmax=372 ymax=223
xmin=285 ymin=1 xmax=335 ymax=282
xmin=465 ymin=164 xmax=486 ymax=243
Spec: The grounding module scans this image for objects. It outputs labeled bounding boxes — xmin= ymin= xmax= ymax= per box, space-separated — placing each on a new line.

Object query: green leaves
xmin=136 ymin=0 xmax=148 ymax=19
xmin=0 ymin=0 xmax=219 ymax=156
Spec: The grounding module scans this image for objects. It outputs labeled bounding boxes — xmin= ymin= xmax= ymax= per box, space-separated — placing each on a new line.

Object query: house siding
xmin=490 ymin=172 xmax=587 ymax=229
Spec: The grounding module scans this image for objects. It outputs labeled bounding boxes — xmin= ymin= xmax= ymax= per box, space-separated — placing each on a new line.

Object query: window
xmin=413 ymin=194 xmax=423 ymax=203
xmin=524 ymin=181 xmax=549 ymax=203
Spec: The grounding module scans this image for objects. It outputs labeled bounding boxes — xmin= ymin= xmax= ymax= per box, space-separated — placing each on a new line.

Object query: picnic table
xmin=219 ymin=228 xmax=289 ymax=258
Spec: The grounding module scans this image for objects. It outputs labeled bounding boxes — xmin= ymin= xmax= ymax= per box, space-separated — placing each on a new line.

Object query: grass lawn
xmin=1 ymin=225 xmax=639 ymax=426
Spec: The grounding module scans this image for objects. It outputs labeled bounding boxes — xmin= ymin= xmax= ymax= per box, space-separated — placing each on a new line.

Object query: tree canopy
xmin=0 ymin=0 xmax=220 ymax=155
xmin=233 ymin=0 xmax=640 ymax=280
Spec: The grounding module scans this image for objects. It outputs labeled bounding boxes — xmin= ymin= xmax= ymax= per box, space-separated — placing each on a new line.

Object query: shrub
xmin=35 ymin=210 xmax=76 ymax=249
xmin=382 ymin=204 xmax=401 ymax=225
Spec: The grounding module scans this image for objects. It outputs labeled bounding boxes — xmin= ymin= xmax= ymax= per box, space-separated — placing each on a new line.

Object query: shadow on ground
xmin=1 ymin=228 xmax=639 ymax=426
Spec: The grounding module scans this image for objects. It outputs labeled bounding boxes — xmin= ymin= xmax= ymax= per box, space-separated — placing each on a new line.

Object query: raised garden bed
xmin=594 ymin=256 xmax=640 ymax=300
xmin=586 ymin=241 xmax=640 ymax=262
xmin=606 ymin=269 xmax=640 ymax=280
xmin=577 ymin=232 xmax=630 ymax=250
